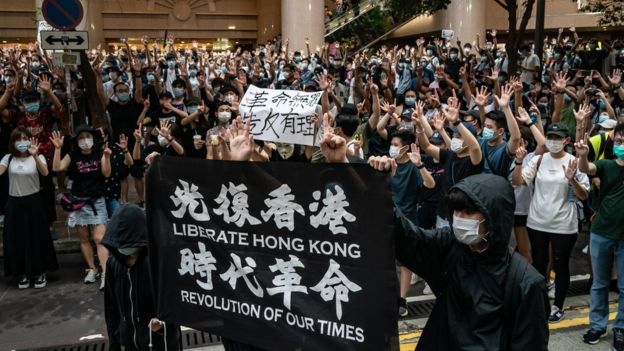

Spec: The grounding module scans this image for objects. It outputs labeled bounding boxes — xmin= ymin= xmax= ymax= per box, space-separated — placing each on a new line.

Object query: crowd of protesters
xmin=1 ymin=24 xmax=624 ymax=349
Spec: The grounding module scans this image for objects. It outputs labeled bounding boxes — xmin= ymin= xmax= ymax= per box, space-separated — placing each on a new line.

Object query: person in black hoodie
xmin=102 ymin=203 xmax=181 ymax=351
xmin=386 ymin=172 xmax=550 ymax=350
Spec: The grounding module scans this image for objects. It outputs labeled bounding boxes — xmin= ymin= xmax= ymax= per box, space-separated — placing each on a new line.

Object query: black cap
xmin=21 ymin=90 xmax=40 ymax=101
xmin=546 ymin=122 xmax=569 ymax=137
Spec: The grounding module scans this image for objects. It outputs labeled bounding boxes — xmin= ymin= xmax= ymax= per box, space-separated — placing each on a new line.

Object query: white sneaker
xmin=423 ymin=283 xmax=433 ymax=295
xmin=410 ymin=274 xmax=422 ymax=285
xmin=84 ymin=269 xmax=97 ymax=284
xmin=548 ymin=282 xmax=556 ymax=300
xmin=99 ymin=273 xmax=106 ymax=291
xmin=582 ymin=245 xmax=589 ymax=255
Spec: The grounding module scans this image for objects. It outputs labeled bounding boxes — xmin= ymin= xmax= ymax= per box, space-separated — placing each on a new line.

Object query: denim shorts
xmin=74 ymin=196 xmax=108 ymax=226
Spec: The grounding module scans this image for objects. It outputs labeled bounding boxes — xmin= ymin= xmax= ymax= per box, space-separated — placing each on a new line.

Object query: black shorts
xmin=130 ymin=160 xmax=145 ymax=178
xmin=514 ymin=215 xmax=528 ymax=227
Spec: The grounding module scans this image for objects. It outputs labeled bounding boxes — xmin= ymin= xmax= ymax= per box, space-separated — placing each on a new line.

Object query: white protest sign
xmin=239 ymin=85 xmax=322 ymax=146
xmin=441 ymin=29 xmax=455 ymax=39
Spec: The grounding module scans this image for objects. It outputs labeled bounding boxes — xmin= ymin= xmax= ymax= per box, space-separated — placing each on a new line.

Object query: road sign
xmin=41 ymin=31 xmax=88 ymax=50
xmin=52 ymin=52 xmax=81 ymax=67
xmin=42 ymin=0 xmax=84 ymax=31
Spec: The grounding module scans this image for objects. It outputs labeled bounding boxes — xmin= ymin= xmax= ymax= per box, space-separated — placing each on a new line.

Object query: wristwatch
xmin=416 ymin=163 xmax=425 ymax=169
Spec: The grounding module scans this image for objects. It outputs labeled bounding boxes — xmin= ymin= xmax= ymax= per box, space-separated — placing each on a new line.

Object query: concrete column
xmin=281 ymin=0 xmax=324 ymax=54
xmin=76 ymin=0 xmax=105 ymax=49
xmin=441 ymin=0 xmax=487 ymax=46
xmin=257 ymin=0 xmax=281 ymax=44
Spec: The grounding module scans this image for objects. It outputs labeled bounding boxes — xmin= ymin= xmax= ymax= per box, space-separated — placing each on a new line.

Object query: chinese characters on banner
xmin=146 ymin=157 xmax=399 ymax=351
xmin=239 ymin=85 xmax=322 ymax=146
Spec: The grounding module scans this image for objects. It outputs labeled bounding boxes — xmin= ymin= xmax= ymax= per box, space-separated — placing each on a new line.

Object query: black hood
xmin=450 ymin=174 xmax=516 ymax=260
xmin=102 ymin=203 xmax=148 ymax=255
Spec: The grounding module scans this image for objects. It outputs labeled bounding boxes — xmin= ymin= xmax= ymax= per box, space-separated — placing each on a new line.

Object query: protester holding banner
xmin=51 ymin=126 xmax=112 ymax=289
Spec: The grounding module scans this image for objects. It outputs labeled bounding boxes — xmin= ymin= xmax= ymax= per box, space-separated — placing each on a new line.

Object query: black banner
xmin=146 ymin=157 xmax=398 ymax=351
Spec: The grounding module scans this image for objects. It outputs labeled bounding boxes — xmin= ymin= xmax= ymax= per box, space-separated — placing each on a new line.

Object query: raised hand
xmin=574 ymin=103 xmax=591 ymax=122
xmin=320 ymin=113 xmax=347 ymax=163
xmin=495 ymin=84 xmax=514 ymax=108
xmin=563 ymin=158 xmax=578 ymax=181
xmin=368 ymin=156 xmax=397 ymax=176
xmin=574 ymin=133 xmax=590 ymax=158
xmin=317 ymin=73 xmax=330 ymax=91
xmin=103 ymin=142 xmax=112 ymax=157
xmin=228 ymin=116 xmax=254 ymax=161
xmin=381 ymin=101 xmax=396 ymax=114
xmin=38 ymin=74 xmax=52 ymax=93
xmin=516 ymin=107 xmax=532 ymax=125
xmin=474 ymin=86 xmax=490 ymax=107
xmin=443 ymin=90 xmax=460 ymax=123
xmin=156 ymin=120 xmax=172 ymax=139
xmin=608 ymin=69 xmax=622 ymax=86
xmin=486 ymin=67 xmax=500 ymax=81
xmin=554 ymin=71 xmax=568 ymax=92
xmin=28 ymin=137 xmax=39 ymax=156
xmin=515 ymin=145 xmax=527 ymax=162
xmin=408 ymin=143 xmax=422 ymax=166
xmin=50 ymin=131 xmax=64 ymax=149
xmin=116 ymin=134 xmax=128 ymax=151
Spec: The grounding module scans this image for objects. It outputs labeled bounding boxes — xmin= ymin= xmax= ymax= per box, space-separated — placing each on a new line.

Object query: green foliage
xmin=575 ymin=0 xmax=624 ymax=27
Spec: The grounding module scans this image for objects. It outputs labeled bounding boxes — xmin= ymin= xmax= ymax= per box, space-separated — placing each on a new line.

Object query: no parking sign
xmin=41 ymin=0 xmax=84 ymax=31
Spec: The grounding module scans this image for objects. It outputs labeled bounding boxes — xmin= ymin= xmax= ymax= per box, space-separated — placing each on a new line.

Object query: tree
xmin=575 ymin=0 xmax=624 ymax=27
xmin=493 ymin=0 xmax=537 ymax=74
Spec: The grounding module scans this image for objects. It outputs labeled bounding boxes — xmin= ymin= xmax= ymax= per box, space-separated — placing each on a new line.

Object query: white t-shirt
xmin=522 ymin=152 xmax=589 ymax=234
xmin=346 ymin=140 xmax=364 ymax=159
xmin=1 ymin=154 xmax=47 ymax=197
xmin=509 ymin=152 xmax=535 ymax=216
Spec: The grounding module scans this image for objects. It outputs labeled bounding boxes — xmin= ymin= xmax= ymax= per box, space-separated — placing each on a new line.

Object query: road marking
xmin=79 ymin=334 xmax=104 ymax=340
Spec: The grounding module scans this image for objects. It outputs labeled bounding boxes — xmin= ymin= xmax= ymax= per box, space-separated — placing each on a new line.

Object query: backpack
xmin=60 ymin=193 xmax=98 ymax=215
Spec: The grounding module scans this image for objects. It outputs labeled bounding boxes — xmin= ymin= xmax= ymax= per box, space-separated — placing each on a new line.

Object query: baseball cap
xmin=450 ymin=122 xmax=478 ymax=137
xmin=545 ymin=122 xmax=569 ymax=137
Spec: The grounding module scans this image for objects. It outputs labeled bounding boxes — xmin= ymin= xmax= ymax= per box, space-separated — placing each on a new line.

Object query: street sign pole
xmin=65 ymin=58 xmax=74 ymax=134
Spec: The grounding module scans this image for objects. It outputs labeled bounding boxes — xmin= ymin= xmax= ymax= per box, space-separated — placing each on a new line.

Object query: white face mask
xmin=452 ymin=215 xmax=486 ymax=247
xmin=389 ymin=145 xmax=403 ymax=159
xmin=545 ymin=139 xmax=564 ymax=153
xmin=78 ymin=138 xmax=93 ymax=150
xmin=218 ymin=111 xmax=231 ymax=123
xmin=276 ymin=143 xmax=295 ymax=159
xmin=450 ymin=138 xmax=464 ymax=152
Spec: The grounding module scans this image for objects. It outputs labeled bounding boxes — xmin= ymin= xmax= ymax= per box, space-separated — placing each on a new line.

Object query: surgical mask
xmin=538 ymin=102 xmax=549 ymax=110
xmin=279 ymin=64 xmax=285 ymax=70
xmin=54 ymin=88 xmax=64 ymax=96
xmin=109 ymin=72 xmax=118 ymax=81
xmin=157 ymin=134 xmax=170 ymax=147
xmin=463 ymin=48 xmax=471 ymax=55
xmin=283 ymin=72 xmax=291 ymax=79
xmin=224 ymin=95 xmax=235 ymax=104
xmin=450 ymin=138 xmax=464 ymax=152
xmin=78 ymin=138 xmax=94 ymax=150
xmin=101 ymin=74 xmax=110 ymax=83
xmin=173 ymin=87 xmax=185 ymax=98
xmin=25 ymin=102 xmax=40 ymax=113
xmin=187 ymin=106 xmax=198 ymax=114
xmin=118 ymin=247 xmax=140 ymax=256
xmin=449 ymin=53 xmax=458 ymax=60
xmin=614 ymin=145 xmax=624 ymax=160
xmin=213 ymin=86 xmax=221 ymax=94
xmin=147 ymin=74 xmax=155 ymax=83
xmin=300 ymin=63 xmax=308 ymax=71
xmin=31 ymin=62 xmax=40 ymax=69
xmin=15 ymin=140 xmax=30 ymax=153
xmin=218 ymin=111 xmax=231 ymax=123
xmin=426 ymin=50 xmax=433 ymax=56
xmin=117 ymin=92 xmax=130 ymax=102
xmin=400 ymin=122 xmax=413 ymax=131
xmin=404 ymin=97 xmax=416 ymax=107
xmin=545 ymin=139 xmax=565 ymax=153
xmin=167 ymin=60 xmax=176 ymax=69
xmin=189 ymin=69 xmax=198 ymax=77
xmin=563 ymin=94 xmax=572 ymax=102
xmin=482 ymin=127 xmax=496 ymax=141
xmin=452 ymin=215 xmax=486 ymax=246
xmin=389 ymin=145 xmax=403 ymax=159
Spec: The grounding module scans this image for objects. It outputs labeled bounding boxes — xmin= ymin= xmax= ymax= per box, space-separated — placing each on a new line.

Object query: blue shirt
xmin=480 ymin=140 xmax=514 ymax=178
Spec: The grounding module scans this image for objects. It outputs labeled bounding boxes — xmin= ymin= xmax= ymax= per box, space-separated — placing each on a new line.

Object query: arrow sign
xmin=41 ymin=31 xmax=89 ymax=50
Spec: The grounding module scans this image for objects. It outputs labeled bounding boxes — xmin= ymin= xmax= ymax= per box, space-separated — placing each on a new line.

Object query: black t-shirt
xmin=421 ymin=155 xmax=446 ymax=205
xmin=68 ymin=149 xmax=105 ymax=198
xmin=438 ymin=148 xmax=484 ymax=218
xmin=578 ymin=50 xmax=609 ymax=71
xmin=147 ymin=109 xmax=181 ymax=127
xmin=181 ymin=127 xmax=208 ymax=159
xmin=107 ymin=99 xmax=143 ymax=150
xmin=367 ymin=126 xmax=395 ymax=157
